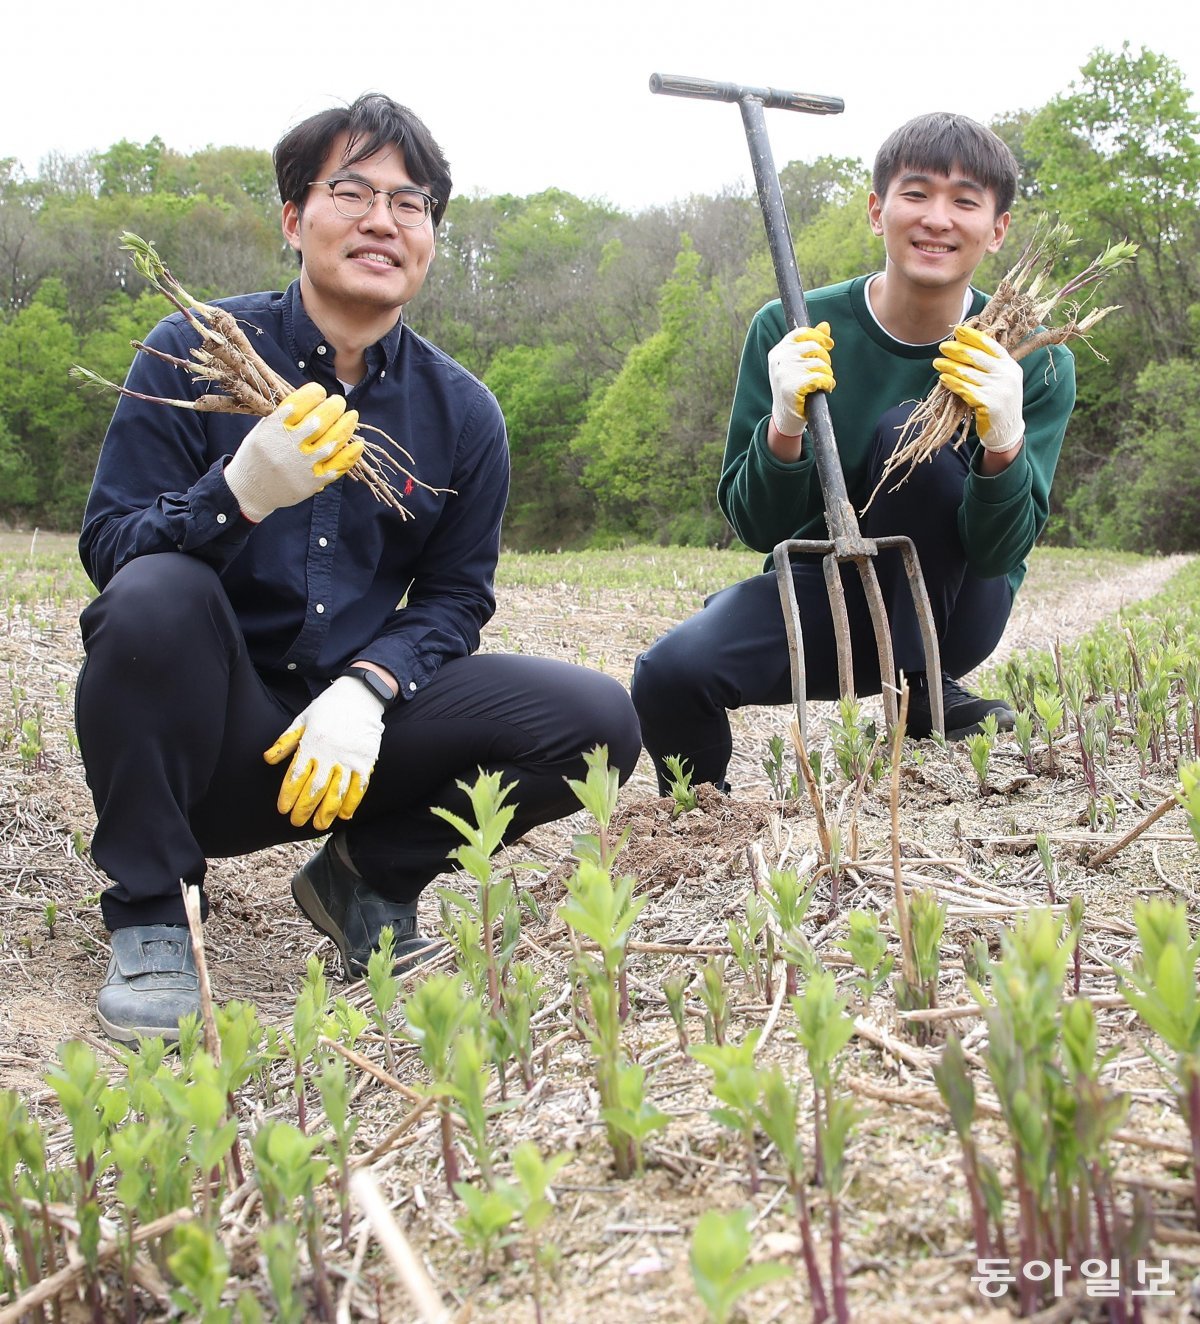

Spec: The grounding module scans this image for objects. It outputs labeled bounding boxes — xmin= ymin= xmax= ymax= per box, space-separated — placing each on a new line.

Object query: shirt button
xmin=216 ymin=513 xmax=227 ymax=525
xmin=315 ymin=603 xmax=325 ymax=614
xmin=318 ymin=537 xmax=328 ymax=547
xmin=287 ymin=663 xmax=297 ymax=671
xmin=408 ymin=681 xmax=417 ymax=692
xmin=298 ymin=360 xmax=305 ymax=370
xmin=316 ymin=345 xmax=327 ymax=356
xmin=380 ymin=370 xmax=387 ymax=379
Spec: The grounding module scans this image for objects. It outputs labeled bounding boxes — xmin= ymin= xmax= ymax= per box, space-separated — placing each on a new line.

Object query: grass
xmin=2 ymin=527 xmax=1154 ymax=604
xmin=2 ymin=531 xmax=1199 ymax=1322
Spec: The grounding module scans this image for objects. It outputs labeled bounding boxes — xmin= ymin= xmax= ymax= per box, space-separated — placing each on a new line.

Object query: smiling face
xmin=282 ymin=133 xmax=435 ymax=333
xmin=868 ymin=167 xmax=1009 ymax=295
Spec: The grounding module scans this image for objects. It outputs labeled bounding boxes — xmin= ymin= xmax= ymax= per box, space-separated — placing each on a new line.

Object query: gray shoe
xmin=97 ymin=924 xmax=199 ymax=1043
xmin=291 ymin=839 xmax=443 ymax=979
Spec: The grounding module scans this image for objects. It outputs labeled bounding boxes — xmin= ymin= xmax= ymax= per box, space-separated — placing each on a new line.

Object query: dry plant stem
xmin=181 ymin=881 xmax=220 ymax=1064
xmin=1086 ymin=792 xmax=1181 ymax=869
xmin=0 ymin=1208 xmax=195 ymax=1324
xmin=337 ymin=1221 xmax=372 ymax=1324
xmin=889 ymin=688 xmax=918 ymax=990
xmin=790 ymin=719 xmax=832 ymax=859
xmin=318 ymin=1035 xmax=424 ymax=1103
xmin=844 ymin=1073 xmax=1192 ymax=1162
xmin=353 ymin=1096 xmax=437 ymax=1169
xmin=349 ymin=1170 xmax=448 ymax=1323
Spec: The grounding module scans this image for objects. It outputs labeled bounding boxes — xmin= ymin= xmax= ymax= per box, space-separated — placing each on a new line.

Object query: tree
xmin=1024 ymin=44 xmax=1200 ymax=360
xmin=97 ymin=136 xmax=165 ymax=196
xmin=779 ymin=155 xmax=866 ymax=229
xmin=0 ymin=291 xmax=85 ymax=521
xmin=485 ymin=342 xmax=593 ymax=548
xmin=571 ymin=238 xmax=731 ymax=544
xmin=0 ymin=160 xmax=53 ymax=313
xmin=1017 ymin=46 xmax=1200 ymax=543
xmin=1067 ymin=358 xmax=1200 ymax=553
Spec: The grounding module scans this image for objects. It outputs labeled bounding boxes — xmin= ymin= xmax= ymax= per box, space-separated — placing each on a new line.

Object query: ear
xmin=987 ymin=210 xmax=1011 ymax=254
xmin=282 ymin=201 xmax=303 ymax=257
xmin=867 ymin=191 xmax=884 ymax=236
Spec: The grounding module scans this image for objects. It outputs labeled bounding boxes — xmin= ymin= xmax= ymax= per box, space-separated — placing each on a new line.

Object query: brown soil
xmin=1 ymin=543 xmax=1197 ymax=1323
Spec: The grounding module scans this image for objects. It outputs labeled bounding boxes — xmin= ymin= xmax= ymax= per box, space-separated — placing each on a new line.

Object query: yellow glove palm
xmin=933 ymin=325 xmax=1024 ymax=453
xmin=225 ymin=382 xmax=363 ymax=523
xmin=767 ymin=322 xmax=835 ymax=436
xmin=264 ymin=676 xmax=384 ymax=831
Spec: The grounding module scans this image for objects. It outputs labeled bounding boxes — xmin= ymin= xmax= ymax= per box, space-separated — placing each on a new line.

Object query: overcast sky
xmin=7 ymin=1 xmax=1198 ymax=213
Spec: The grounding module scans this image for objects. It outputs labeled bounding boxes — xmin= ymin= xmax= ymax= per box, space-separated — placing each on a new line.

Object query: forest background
xmin=0 ymin=43 xmax=1196 ymax=555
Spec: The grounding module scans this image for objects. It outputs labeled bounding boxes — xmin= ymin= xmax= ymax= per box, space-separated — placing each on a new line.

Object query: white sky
xmin=7 ymin=1 xmax=1198 ymax=213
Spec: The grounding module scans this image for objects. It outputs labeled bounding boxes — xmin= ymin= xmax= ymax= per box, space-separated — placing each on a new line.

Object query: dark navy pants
xmin=77 ymin=554 xmax=641 ymax=930
xmin=632 ymin=407 xmax=1014 ymax=791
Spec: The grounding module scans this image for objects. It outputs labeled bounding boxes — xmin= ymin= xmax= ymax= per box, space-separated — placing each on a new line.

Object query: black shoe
xmin=291 ymin=838 xmax=443 ymax=979
xmin=97 ymin=924 xmax=200 ymax=1043
xmin=906 ymin=671 xmax=1015 ymax=741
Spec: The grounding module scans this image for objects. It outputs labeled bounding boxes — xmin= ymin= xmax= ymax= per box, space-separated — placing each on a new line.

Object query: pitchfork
xmin=649 ymin=73 xmax=945 ymax=744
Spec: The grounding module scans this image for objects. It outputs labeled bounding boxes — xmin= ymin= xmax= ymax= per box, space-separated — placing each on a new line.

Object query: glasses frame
xmin=308 ymin=178 xmax=438 ymax=228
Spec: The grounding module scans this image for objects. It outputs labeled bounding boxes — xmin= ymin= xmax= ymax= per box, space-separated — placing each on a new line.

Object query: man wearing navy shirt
xmin=77 ymin=92 xmax=640 ymax=1043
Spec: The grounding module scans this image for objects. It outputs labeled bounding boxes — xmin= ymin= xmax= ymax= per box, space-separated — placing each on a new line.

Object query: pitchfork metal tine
xmin=651 ymin=72 xmax=946 ymax=746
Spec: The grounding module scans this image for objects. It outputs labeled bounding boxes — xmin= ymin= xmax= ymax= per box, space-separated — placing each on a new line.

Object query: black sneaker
xmin=97 ymin=924 xmax=200 ymax=1043
xmin=291 ymin=838 xmax=443 ymax=980
xmin=906 ymin=671 xmax=1015 ymax=741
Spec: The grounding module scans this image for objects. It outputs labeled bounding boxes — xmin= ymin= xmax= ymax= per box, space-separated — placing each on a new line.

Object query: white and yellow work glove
xmin=263 ymin=677 xmax=385 ymax=831
xmin=767 ymin=321 xmax=835 ymax=437
xmin=225 ymin=382 xmax=363 ymax=523
xmin=933 ymin=326 xmax=1025 ymax=454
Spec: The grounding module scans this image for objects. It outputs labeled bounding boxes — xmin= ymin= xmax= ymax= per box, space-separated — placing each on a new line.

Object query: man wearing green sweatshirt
xmin=632 ymin=112 xmax=1075 ymax=793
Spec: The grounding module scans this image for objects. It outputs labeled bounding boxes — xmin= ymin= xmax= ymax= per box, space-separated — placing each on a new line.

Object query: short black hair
xmin=872 ymin=112 xmax=1018 ymax=216
xmin=274 ymin=92 xmax=452 ymax=227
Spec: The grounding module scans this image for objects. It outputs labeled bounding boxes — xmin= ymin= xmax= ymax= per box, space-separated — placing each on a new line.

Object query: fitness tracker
xmin=343 ymin=665 xmax=398 ymax=710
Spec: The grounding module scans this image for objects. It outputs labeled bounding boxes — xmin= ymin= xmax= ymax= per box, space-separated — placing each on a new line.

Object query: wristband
xmin=343 ymin=665 xmax=397 ymax=710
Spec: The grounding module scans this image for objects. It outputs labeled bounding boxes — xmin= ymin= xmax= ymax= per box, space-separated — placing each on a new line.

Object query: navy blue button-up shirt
xmin=79 ymin=281 xmax=509 ymax=701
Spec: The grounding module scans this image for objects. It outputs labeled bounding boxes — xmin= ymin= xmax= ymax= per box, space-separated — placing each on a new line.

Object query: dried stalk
xmin=71 ymin=233 xmax=449 ymax=519
xmin=865 ymin=224 xmax=1138 ymax=509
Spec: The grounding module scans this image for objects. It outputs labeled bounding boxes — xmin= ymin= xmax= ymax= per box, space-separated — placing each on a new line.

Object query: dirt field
xmin=1 ymin=534 xmax=1198 ymax=1323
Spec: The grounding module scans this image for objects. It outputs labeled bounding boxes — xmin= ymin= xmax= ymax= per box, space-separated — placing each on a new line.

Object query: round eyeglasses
xmin=309 ymin=179 xmax=437 ymax=228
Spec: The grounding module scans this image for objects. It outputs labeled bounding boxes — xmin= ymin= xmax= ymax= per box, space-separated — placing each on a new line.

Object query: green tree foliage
xmin=0 ymin=46 xmax=1196 ymax=551
xmin=1025 ymin=44 xmax=1200 ymax=356
xmin=1022 ymin=45 xmax=1200 ymax=549
xmin=1067 ymin=358 xmax=1200 ymax=553
xmin=485 ymin=343 xmax=592 ymax=548
xmin=571 ymin=237 xmax=732 ymax=544
xmin=97 ymin=136 xmax=165 ymax=196
xmin=0 ymin=290 xmax=85 ymax=522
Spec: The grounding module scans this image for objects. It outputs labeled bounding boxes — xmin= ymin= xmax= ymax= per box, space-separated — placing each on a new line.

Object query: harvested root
xmin=71 ymin=233 xmax=446 ymax=518
xmin=864 ymin=224 xmax=1138 ymax=510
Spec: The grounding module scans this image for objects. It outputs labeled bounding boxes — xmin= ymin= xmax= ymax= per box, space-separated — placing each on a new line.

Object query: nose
xmin=360 ymin=191 xmax=399 ymax=232
xmin=921 ymin=199 xmax=953 ymax=230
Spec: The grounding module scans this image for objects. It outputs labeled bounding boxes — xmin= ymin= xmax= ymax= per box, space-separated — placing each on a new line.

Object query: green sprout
xmin=689 ymin=1208 xmax=789 ymax=1324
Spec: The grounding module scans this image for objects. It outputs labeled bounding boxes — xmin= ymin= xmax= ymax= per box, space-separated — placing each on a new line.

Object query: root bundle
xmin=72 ymin=234 xmax=443 ymax=518
xmin=865 ymin=225 xmax=1138 ymax=510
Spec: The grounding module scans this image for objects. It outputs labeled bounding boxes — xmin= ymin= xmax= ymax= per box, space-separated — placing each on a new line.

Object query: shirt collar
xmin=284 ymin=280 xmax=405 ymax=374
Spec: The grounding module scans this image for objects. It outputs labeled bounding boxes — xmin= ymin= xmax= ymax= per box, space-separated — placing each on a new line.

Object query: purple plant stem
xmin=793 ymin=1181 xmax=830 ymax=1323
xmin=829 ymin=1198 xmax=850 ymax=1324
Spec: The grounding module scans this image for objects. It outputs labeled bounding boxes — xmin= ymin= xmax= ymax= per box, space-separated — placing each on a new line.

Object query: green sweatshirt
xmin=718 ymin=276 xmax=1076 ymax=596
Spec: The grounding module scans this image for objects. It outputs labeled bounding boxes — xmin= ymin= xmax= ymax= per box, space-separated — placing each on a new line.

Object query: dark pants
xmin=632 ymin=407 xmax=1013 ymax=791
xmin=77 ymin=554 xmax=641 ymax=930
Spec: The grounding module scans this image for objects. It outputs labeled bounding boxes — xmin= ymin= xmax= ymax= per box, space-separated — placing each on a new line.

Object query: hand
xmin=933 ymin=326 xmax=1024 ymax=453
xmin=263 ymin=676 xmax=386 ymax=831
xmin=767 ymin=322 xmax=835 ymax=437
xmin=225 ymin=382 xmax=363 ymax=523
